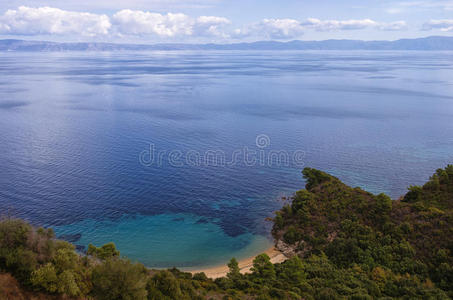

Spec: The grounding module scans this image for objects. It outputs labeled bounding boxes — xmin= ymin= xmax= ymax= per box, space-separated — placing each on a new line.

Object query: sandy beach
xmin=188 ymin=247 xmax=288 ymax=279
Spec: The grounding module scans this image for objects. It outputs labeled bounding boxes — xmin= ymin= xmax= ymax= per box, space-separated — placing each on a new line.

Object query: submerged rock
xmin=58 ymin=233 xmax=82 ymax=243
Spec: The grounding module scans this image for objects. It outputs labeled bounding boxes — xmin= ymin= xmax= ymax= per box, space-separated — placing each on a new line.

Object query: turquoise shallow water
xmin=52 ymin=213 xmax=272 ymax=268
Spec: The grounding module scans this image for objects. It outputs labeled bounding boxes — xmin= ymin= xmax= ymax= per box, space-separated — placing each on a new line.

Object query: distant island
xmin=1 ymin=165 xmax=452 ymax=299
xmin=2 ymin=36 xmax=453 ymax=51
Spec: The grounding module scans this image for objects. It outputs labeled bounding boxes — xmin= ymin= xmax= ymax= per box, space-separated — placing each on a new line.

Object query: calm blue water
xmin=0 ymin=51 xmax=452 ymax=268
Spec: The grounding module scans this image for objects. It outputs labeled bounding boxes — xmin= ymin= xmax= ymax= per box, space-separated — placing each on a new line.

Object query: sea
xmin=0 ymin=50 xmax=452 ymax=268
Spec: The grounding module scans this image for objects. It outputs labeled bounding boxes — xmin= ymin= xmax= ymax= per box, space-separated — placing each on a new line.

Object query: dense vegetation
xmin=1 ymin=166 xmax=452 ymax=299
xmin=272 ymin=166 xmax=453 ymax=299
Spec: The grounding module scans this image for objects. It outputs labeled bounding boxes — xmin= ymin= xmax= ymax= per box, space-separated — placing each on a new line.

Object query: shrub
xmin=91 ymin=259 xmax=148 ymax=300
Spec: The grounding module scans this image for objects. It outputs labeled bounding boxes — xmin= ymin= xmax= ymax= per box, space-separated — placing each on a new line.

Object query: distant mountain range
xmin=1 ymin=36 xmax=453 ymax=51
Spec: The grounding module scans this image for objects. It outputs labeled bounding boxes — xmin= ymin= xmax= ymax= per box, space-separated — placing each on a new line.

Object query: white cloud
xmin=378 ymin=21 xmax=408 ymax=31
xmin=302 ymin=18 xmax=407 ymax=31
xmin=255 ymin=19 xmax=305 ymax=39
xmin=233 ymin=18 xmax=408 ymax=40
xmin=302 ymin=18 xmax=407 ymax=32
xmin=196 ymin=16 xmax=230 ymax=25
xmin=234 ymin=19 xmax=305 ymax=39
xmin=195 ymin=16 xmax=231 ymax=37
xmin=422 ymin=19 xmax=453 ymax=31
xmin=0 ymin=6 xmax=231 ymax=39
xmin=0 ymin=6 xmax=409 ymax=41
xmin=112 ymin=10 xmax=193 ymax=37
xmin=111 ymin=10 xmax=230 ymax=37
xmin=0 ymin=6 xmax=111 ymax=36
xmin=302 ymin=18 xmax=377 ymax=31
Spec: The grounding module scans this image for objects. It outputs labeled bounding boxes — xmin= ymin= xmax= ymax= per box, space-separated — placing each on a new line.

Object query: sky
xmin=0 ymin=0 xmax=452 ymax=43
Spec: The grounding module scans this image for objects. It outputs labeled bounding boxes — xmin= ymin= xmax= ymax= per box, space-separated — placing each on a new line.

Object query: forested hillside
xmin=1 ymin=166 xmax=452 ymax=299
xmin=272 ymin=166 xmax=453 ymax=299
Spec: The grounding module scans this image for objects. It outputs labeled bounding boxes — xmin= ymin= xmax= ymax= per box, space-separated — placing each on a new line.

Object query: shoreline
xmin=186 ymin=246 xmax=288 ymax=279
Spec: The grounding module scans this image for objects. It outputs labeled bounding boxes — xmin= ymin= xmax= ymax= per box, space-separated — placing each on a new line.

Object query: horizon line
xmin=1 ymin=35 xmax=452 ymax=46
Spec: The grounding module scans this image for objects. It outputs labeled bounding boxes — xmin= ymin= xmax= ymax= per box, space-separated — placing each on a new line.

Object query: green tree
xmin=57 ymin=270 xmax=81 ymax=296
xmin=91 ymin=259 xmax=148 ymax=300
xmin=227 ymin=258 xmax=241 ymax=281
xmin=278 ymin=256 xmax=305 ymax=286
xmin=147 ymin=270 xmax=182 ymax=299
xmin=31 ymin=263 xmax=58 ymax=293
xmin=251 ymin=254 xmax=276 ymax=283
xmin=404 ymin=186 xmax=423 ymax=203
xmin=53 ymin=248 xmax=78 ymax=272
xmin=87 ymin=242 xmax=120 ymax=260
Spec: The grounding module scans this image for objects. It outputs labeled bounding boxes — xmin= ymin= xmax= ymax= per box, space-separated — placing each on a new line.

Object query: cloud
xmin=240 ymin=19 xmax=305 ymax=39
xmin=196 ymin=16 xmax=230 ymax=25
xmin=302 ymin=18 xmax=377 ymax=31
xmin=0 ymin=6 xmax=231 ymax=39
xmin=0 ymin=6 xmax=111 ymax=36
xmin=422 ymin=19 xmax=453 ymax=31
xmin=233 ymin=18 xmax=305 ymax=39
xmin=378 ymin=21 xmax=408 ymax=31
xmin=195 ymin=16 xmax=231 ymax=37
xmin=100 ymin=9 xmax=230 ymax=38
xmin=0 ymin=6 xmax=408 ymax=41
xmin=233 ymin=18 xmax=407 ymax=40
xmin=112 ymin=10 xmax=193 ymax=37
xmin=301 ymin=18 xmax=407 ymax=31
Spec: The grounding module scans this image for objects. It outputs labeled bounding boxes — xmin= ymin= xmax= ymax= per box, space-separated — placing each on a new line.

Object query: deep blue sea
xmin=0 ymin=51 xmax=452 ymax=268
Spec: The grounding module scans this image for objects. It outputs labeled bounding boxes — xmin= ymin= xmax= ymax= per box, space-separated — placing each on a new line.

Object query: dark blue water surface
xmin=0 ymin=51 xmax=452 ymax=268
